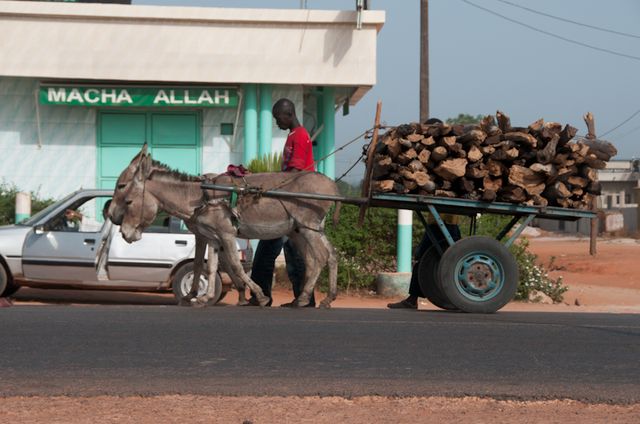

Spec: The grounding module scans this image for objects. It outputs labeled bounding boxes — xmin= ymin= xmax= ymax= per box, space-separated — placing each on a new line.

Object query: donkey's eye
xmin=117 ymin=184 xmax=126 ymax=190
xmin=125 ymin=199 xmax=133 ymax=206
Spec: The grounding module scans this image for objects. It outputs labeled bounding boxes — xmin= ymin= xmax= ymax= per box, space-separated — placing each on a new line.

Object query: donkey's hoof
xmin=190 ymin=297 xmax=208 ymax=308
xmin=319 ymin=301 xmax=332 ymax=309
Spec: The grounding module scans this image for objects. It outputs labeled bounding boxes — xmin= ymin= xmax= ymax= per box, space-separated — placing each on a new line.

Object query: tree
xmin=446 ymin=113 xmax=484 ymax=125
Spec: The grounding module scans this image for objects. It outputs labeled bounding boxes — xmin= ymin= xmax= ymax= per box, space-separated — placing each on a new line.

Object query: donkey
xmin=109 ymin=144 xmax=340 ymax=308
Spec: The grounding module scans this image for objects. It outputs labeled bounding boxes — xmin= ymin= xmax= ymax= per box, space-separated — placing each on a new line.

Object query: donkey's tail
xmin=332 ymin=201 xmax=342 ymax=227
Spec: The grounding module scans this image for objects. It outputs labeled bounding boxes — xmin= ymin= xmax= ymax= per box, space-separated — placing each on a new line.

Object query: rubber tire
xmin=417 ymin=244 xmax=457 ymax=310
xmin=0 ymin=263 xmax=19 ymax=297
xmin=437 ymin=236 xmax=518 ymax=314
xmin=172 ymin=262 xmax=223 ymax=305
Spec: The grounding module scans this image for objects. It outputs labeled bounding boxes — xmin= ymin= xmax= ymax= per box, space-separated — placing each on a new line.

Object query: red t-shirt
xmin=282 ymin=127 xmax=316 ymax=172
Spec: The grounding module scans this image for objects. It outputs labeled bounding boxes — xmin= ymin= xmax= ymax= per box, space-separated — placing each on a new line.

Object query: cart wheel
xmin=417 ymin=244 xmax=457 ymax=311
xmin=437 ymin=236 xmax=518 ymax=314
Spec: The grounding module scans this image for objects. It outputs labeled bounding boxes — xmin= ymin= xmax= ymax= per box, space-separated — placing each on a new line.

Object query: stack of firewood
xmin=371 ymin=111 xmax=617 ymax=209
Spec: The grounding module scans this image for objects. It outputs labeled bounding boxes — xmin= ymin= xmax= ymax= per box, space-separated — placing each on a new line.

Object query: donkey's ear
xmin=137 ymin=152 xmax=153 ymax=180
xmin=141 ymin=143 xmax=148 ymax=155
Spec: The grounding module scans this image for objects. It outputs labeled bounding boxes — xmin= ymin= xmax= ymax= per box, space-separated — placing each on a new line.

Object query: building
xmin=0 ymin=0 xmax=384 ymax=200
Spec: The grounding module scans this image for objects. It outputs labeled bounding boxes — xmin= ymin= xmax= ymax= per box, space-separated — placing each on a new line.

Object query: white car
xmin=0 ymin=189 xmax=251 ymax=304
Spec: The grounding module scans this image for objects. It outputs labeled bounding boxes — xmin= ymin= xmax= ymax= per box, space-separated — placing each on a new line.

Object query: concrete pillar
xmin=315 ymin=90 xmax=325 ymax=174
xmin=258 ymin=84 xmax=273 ymax=158
xmin=321 ymin=86 xmax=336 ymax=179
xmin=397 ymin=209 xmax=413 ymax=272
xmin=242 ymin=84 xmax=258 ymax=164
xmin=15 ymin=192 xmax=31 ymax=223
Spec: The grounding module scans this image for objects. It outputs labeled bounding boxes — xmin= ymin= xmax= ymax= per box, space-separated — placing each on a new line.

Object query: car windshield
xmin=17 ymin=192 xmax=77 ymax=226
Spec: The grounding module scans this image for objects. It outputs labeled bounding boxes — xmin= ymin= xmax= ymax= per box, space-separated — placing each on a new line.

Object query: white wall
xmin=0 ymin=78 xmax=96 ymax=200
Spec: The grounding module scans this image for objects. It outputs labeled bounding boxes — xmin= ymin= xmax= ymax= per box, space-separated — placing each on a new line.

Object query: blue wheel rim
xmin=453 ymin=252 xmax=504 ymax=301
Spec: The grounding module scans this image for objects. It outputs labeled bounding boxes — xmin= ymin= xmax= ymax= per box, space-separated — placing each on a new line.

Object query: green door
xmin=98 ymin=111 xmax=200 ymax=190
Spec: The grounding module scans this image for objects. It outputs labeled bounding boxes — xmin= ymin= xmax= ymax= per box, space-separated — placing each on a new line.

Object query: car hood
xmin=0 ymin=225 xmax=33 ymax=257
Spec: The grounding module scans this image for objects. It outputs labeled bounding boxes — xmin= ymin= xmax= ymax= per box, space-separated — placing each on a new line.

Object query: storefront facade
xmin=0 ymin=1 xmax=384 ymax=200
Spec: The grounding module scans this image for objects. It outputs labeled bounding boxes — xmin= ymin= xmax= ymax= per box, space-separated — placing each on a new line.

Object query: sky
xmin=134 ymin=0 xmax=640 ymax=182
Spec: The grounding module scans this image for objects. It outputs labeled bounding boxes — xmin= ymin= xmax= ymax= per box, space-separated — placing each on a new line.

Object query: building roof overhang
xmin=0 ymin=1 xmax=385 ymax=105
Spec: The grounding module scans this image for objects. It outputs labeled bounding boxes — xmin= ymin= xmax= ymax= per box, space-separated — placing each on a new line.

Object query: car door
xmin=107 ymin=214 xmax=195 ymax=284
xmin=21 ymin=196 xmax=111 ymax=284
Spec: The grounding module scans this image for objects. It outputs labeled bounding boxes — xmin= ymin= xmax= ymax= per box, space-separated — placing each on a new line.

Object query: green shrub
xmin=0 ymin=182 xmax=55 ymax=225
xmin=511 ymin=237 xmax=568 ymax=303
xmin=246 ymin=152 xmax=283 ymax=173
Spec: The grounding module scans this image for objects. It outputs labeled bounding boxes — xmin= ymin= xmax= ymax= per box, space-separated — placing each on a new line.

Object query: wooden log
xmin=528 ymin=118 xmax=544 ymax=135
xmin=544 ymin=181 xmax=572 ymax=199
xmin=586 ymin=180 xmax=601 ymax=194
xmin=433 ymin=158 xmax=468 ymax=180
xmin=541 ymin=122 xmax=562 ymax=140
xmin=481 ymin=145 xmax=496 ymax=155
xmin=440 ymin=136 xmax=457 ymax=149
xmin=434 ymin=190 xmax=457 ymax=198
xmin=581 ymin=138 xmax=618 ymax=161
xmin=456 ymin=129 xmax=487 ymax=145
xmin=485 ymin=134 xmax=502 ymax=145
xmin=467 ymin=145 xmax=483 ymax=162
xmin=458 ymin=177 xmax=475 ymax=193
xmin=536 ymin=134 xmax=559 ymax=164
xmin=372 ymin=156 xmax=395 ymax=179
xmin=383 ymin=135 xmax=401 ymax=158
xmin=398 ymin=137 xmax=412 ymax=148
xmin=407 ymin=159 xmax=426 ymax=173
xmin=508 ymin=165 xmax=546 ymax=195
xmin=480 ymin=115 xmax=501 ymax=136
xmin=431 ymin=146 xmax=448 ymax=162
xmin=414 ymin=171 xmax=436 ymax=192
xmin=503 ymin=131 xmax=537 ymax=148
xmin=584 ymin=153 xmax=607 ymax=169
xmin=421 ymin=136 xmax=436 ymax=147
xmin=406 ymin=133 xmax=423 ymax=143
xmin=418 ymin=149 xmax=431 ymax=164
xmin=397 ymin=148 xmax=418 ymax=164
xmin=530 ymin=194 xmax=548 ymax=207
xmin=500 ymin=185 xmax=527 ymax=203
xmin=486 ymin=159 xmax=506 ymax=177
xmin=372 ymin=180 xmax=396 ymax=192
xmin=482 ymin=189 xmax=497 ymax=201
xmin=403 ymin=179 xmax=418 ymax=191
xmin=579 ymin=165 xmax=598 ymax=181
xmin=482 ymin=176 xmax=503 ymax=192
xmin=567 ymin=176 xmax=588 ymax=188
xmin=529 ymin=162 xmax=557 ymax=177
xmin=559 ymin=124 xmax=578 ymax=146
xmin=496 ymin=110 xmax=512 ymax=133
xmin=505 ymin=147 xmax=520 ymax=160
xmin=466 ymin=162 xmax=488 ymax=179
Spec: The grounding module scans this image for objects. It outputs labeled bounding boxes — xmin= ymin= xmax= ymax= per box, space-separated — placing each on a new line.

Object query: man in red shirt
xmin=248 ymin=98 xmax=316 ymax=307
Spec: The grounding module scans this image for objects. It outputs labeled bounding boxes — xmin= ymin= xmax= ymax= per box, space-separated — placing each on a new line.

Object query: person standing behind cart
xmin=388 ymin=118 xmax=462 ymax=309
xmin=247 ymin=97 xmax=316 ymax=307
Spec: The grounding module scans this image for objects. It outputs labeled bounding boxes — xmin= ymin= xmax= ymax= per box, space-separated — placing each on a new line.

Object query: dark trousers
xmin=250 ymin=237 xmax=315 ymax=305
xmin=409 ymin=223 xmax=462 ymax=298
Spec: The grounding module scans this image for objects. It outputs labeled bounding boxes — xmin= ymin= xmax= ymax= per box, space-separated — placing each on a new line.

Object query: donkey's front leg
xmin=219 ymin=235 xmax=270 ymax=307
xmin=180 ymin=236 xmax=206 ymax=306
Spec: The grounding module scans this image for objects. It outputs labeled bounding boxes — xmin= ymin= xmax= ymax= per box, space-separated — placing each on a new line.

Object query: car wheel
xmin=172 ymin=262 xmax=223 ymax=305
xmin=0 ymin=263 xmax=19 ymax=297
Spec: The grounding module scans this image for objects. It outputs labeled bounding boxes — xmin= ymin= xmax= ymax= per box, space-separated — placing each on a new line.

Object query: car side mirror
xmin=34 ymin=225 xmax=46 ymax=235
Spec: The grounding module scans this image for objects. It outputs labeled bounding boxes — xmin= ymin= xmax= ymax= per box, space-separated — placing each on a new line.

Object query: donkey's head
xmin=109 ymin=144 xmax=159 ymax=243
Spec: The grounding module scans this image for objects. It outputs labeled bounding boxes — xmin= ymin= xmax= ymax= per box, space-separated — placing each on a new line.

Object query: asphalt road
xmin=1 ymin=305 xmax=639 ymax=404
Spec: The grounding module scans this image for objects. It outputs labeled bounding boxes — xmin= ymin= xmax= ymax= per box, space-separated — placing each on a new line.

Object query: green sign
xmin=39 ymin=85 xmax=238 ymax=108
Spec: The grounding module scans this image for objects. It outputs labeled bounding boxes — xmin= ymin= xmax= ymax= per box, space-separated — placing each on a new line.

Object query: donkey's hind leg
xmin=180 ymin=236 xmax=207 ymax=306
xmin=218 ymin=235 xmax=270 ymax=307
xmin=288 ymin=229 xmax=332 ymax=308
